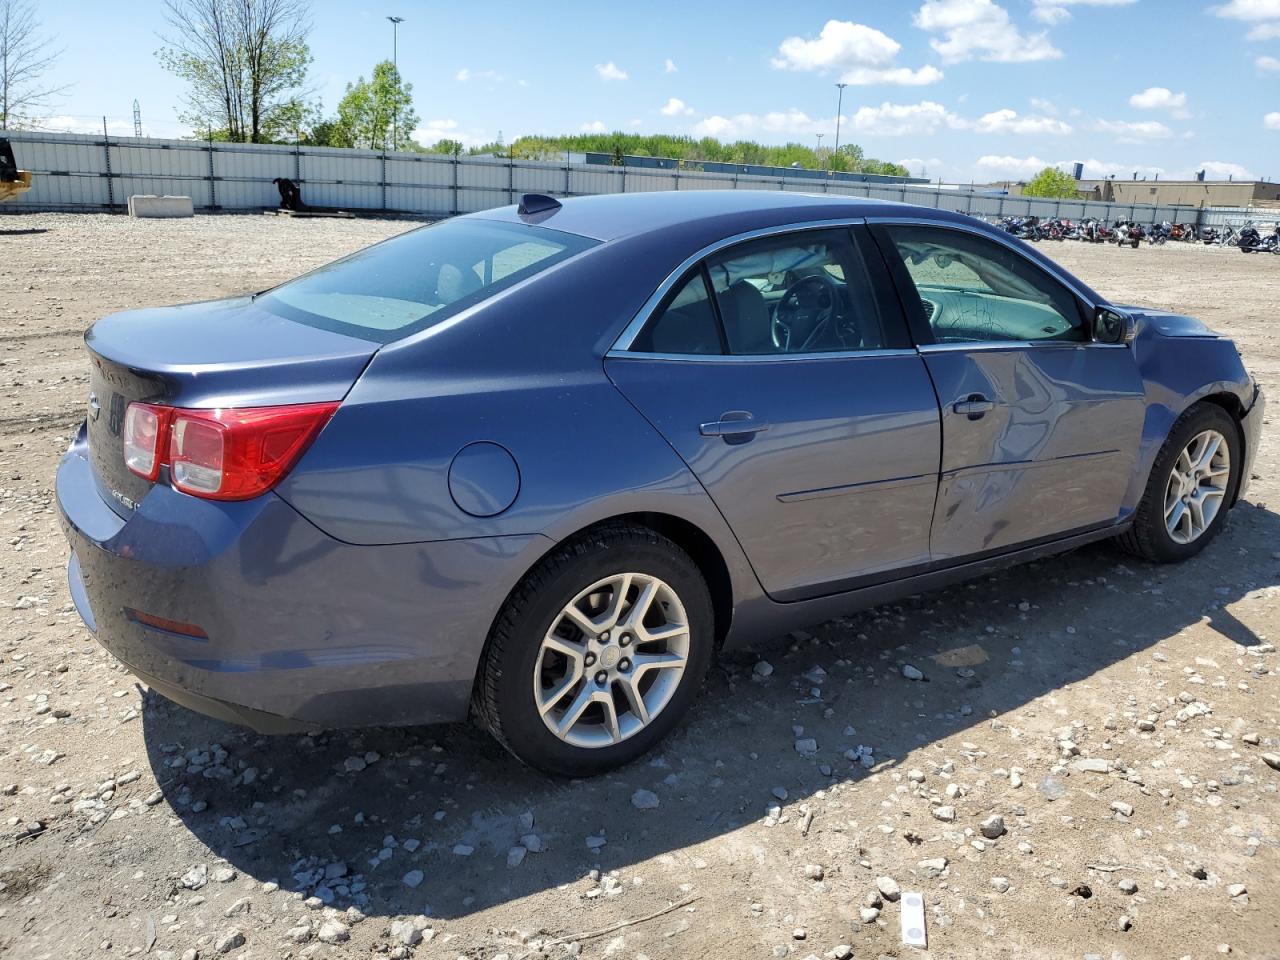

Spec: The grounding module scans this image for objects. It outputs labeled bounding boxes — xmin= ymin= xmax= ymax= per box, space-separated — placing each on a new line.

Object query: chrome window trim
xmin=917 ymin=341 xmax=1130 ymax=354
xmin=604 ymin=347 xmax=920 ymax=363
xmin=610 ymin=217 xmax=867 ymax=353
xmin=865 ymin=214 xmax=1103 ymax=313
xmin=610 ymin=214 xmax=1120 ymax=358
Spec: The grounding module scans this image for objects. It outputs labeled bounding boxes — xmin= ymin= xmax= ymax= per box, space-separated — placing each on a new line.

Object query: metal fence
xmin=1 ymin=129 xmax=1264 ymax=229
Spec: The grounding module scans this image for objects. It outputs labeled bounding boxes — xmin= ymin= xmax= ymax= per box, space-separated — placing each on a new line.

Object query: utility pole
xmin=833 ymin=82 xmax=848 ymax=166
xmin=387 ymin=16 xmax=405 ymax=150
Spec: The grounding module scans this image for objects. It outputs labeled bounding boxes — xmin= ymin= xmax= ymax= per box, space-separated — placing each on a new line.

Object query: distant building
xmin=988 ymin=176 xmax=1280 ymax=209
xmin=1077 ymin=178 xmax=1280 ymax=209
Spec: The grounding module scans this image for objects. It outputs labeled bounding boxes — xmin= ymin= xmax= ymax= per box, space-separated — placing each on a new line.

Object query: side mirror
xmin=1093 ymin=307 xmax=1134 ymax=345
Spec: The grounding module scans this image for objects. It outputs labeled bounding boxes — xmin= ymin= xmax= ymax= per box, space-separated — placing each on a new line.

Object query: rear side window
xmin=262 ymin=219 xmax=598 ymax=343
xmin=629 ymin=227 xmax=895 ymax=357
xmin=631 ymin=270 xmax=724 ymax=355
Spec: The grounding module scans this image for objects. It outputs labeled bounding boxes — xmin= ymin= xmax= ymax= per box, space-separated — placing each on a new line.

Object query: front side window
xmin=263 ymin=219 xmax=597 ymax=343
xmin=882 ymin=225 xmax=1085 ymax=344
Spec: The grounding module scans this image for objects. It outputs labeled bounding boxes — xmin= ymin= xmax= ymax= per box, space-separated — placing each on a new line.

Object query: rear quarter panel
xmin=274 ymin=232 xmax=765 ymax=618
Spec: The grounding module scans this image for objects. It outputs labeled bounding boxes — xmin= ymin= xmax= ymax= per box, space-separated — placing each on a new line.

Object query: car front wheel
xmin=1118 ymin=403 xmax=1241 ymax=563
xmin=474 ymin=523 xmax=714 ymax=777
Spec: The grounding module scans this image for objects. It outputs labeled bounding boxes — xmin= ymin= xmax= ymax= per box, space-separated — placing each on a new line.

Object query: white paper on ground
xmin=900 ymin=890 xmax=927 ymax=948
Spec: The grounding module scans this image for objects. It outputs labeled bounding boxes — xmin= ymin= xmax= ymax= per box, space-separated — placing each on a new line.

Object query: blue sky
xmin=33 ymin=0 xmax=1280 ymax=182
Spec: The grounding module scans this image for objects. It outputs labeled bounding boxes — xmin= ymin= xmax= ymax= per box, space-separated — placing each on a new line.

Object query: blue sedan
xmin=57 ymin=191 xmax=1264 ymax=776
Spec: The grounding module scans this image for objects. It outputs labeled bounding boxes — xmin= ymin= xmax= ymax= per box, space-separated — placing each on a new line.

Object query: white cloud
xmin=411 ymin=119 xmax=489 ymax=149
xmin=692 ymin=109 xmax=826 ymax=139
xmin=913 ymin=0 xmax=1062 ymax=63
xmin=1213 ymin=0 xmax=1280 ymax=20
xmin=849 ymin=100 xmax=966 ymax=135
xmin=772 ymin=19 xmax=901 ymax=71
xmin=42 ymin=115 xmax=156 ymax=137
xmin=455 ymin=68 xmax=502 ymax=83
xmin=974 ymin=154 xmax=1058 ymax=178
xmin=1030 ymin=97 xmax=1059 ymax=114
xmin=1199 ymin=160 xmax=1257 ymax=179
xmin=664 ymin=58 xmax=678 ymax=73
xmin=1030 ymin=0 xmax=1136 ymax=25
xmin=580 ymin=120 xmax=608 ymax=133
xmin=899 ymin=156 xmax=948 ymax=178
xmin=1257 ymin=55 xmax=1280 ymax=70
xmin=595 ymin=61 xmax=628 ymax=81
xmin=660 ymin=97 xmax=694 ymax=117
xmin=1128 ymin=86 xmax=1190 ymax=117
xmin=973 ymin=154 xmax=1175 ymax=181
xmin=974 ymin=108 xmax=1072 ymax=134
xmin=773 ymin=19 xmax=941 ymax=86
xmin=1215 ymin=0 xmax=1280 ymax=37
xmin=1079 ymin=159 xmax=1166 ymax=179
xmin=842 ymin=65 xmax=945 ymax=85
xmin=1095 ymin=118 xmax=1174 ymax=141
xmin=1265 ymin=111 xmax=1280 ymax=129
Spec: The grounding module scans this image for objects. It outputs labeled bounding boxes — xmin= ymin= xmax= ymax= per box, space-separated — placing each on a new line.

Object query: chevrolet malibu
xmin=57 ymin=191 xmax=1263 ymax=776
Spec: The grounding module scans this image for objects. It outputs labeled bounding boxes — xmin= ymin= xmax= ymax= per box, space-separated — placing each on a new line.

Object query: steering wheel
xmin=771 ymin=272 xmax=841 ymax=352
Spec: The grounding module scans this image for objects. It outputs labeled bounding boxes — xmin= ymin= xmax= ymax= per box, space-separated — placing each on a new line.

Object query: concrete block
xmin=128 ymin=195 xmax=194 ymax=218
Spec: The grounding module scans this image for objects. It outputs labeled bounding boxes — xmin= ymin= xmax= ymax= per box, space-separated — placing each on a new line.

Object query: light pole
xmin=833 ymin=82 xmax=848 ymax=167
xmin=815 ymin=132 xmax=824 ymax=161
xmin=387 ymin=15 xmax=405 ymax=150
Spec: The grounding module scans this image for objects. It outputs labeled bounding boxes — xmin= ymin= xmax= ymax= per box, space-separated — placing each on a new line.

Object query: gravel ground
xmin=0 ymin=211 xmax=1277 ymax=960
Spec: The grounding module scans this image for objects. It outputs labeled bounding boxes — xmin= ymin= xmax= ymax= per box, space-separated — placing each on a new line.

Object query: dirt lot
xmin=0 ymin=212 xmax=1277 ymax=960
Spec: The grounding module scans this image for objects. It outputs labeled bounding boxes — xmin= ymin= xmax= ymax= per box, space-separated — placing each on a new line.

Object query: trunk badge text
xmin=110 ymin=488 xmax=140 ymax=512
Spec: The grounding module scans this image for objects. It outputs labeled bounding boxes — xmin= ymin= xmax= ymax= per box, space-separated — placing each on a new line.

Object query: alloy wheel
xmin=533 ymin=572 xmax=690 ymax=748
xmin=1164 ymin=429 xmax=1230 ymax=545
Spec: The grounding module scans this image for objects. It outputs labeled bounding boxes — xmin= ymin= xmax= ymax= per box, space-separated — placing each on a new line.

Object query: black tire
xmin=1116 ymin=403 xmax=1242 ymax=563
xmin=473 ymin=523 xmax=714 ymax=777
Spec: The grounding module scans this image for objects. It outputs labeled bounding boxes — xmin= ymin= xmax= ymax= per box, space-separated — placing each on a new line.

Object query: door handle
xmin=700 ymin=411 xmax=769 ymax=441
xmin=952 ymin=394 xmax=995 ymax=420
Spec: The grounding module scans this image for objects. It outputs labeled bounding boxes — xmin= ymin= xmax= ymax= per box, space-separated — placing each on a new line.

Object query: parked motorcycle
xmin=1079 ymin=218 xmax=1109 ymax=243
xmin=1114 ymin=220 xmax=1143 ymax=248
xmin=1237 ymin=225 xmax=1280 ymax=253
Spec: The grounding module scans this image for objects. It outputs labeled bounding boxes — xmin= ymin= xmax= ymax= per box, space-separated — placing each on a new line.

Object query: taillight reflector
xmin=124 ymin=401 xmax=338 ymax=501
xmin=123 ymin=403 xmax=165 ymax=481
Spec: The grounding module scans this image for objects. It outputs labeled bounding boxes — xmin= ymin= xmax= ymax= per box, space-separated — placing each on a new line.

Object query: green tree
xmin=159 ymin=0 xmax=312 ymax=144
xmin=1023 ymin=166 xmax=1079 ymax=199
xmin=333 ymin=60 xmax=419 ymax=151
xmin=425 ymin=137 xmax=463 ymax=156
xmin=452 ymin=131 xmax=905 ymax=175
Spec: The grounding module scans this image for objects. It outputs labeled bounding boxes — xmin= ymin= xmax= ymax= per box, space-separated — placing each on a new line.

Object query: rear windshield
xmin=261 ymin=218 xmax=598 ymax=343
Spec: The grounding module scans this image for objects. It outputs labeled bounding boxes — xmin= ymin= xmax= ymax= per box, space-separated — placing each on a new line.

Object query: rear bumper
xmin=57 ymin=430 xmax=550 ymax=733
xmin=1237 ymin=382 xmax=1264 ymax=502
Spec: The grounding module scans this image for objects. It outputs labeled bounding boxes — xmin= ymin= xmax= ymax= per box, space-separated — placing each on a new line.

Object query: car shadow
xmin=140 ymin=500 xmax=1280 ymax=922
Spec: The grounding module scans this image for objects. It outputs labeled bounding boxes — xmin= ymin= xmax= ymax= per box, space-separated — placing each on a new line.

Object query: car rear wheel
xmin=474 ymin=523 xmax=714 ymax=777
xmin=1117 ymin=403 xmax=1241 ymax=563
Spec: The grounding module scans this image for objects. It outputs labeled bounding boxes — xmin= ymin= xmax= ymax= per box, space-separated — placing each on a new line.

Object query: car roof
xmin=468 ymin=189 xmax=926 ymax=242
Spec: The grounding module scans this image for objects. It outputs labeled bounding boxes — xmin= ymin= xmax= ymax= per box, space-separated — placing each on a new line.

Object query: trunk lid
xmin=85 ymin=296 xmax=377 ymax=517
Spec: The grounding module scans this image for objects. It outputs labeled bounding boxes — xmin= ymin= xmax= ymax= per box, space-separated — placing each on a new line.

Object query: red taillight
xmin=124 ymin=401 xmax=338 ymax=500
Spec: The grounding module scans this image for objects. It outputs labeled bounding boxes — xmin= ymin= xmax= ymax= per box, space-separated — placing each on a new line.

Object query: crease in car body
xmin=56 ymin=190 xmax=1264 ymax=776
